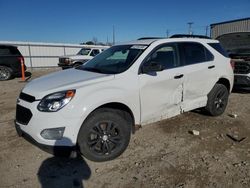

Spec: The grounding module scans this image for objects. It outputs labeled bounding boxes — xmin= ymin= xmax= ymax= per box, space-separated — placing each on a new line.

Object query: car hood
xmin=23 ymin=68 xmax=114 ymax=99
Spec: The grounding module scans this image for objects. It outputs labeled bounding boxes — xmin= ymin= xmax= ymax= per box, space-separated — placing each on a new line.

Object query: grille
xmin=19 ymin=92 xmax=36 ymax=103
xmin=234 ymin=61 xmax=250 ymax=74
xmin=59 ymin=58 xmax=66 ymax=64
xmin=16 ymin=105 xmax=33 ymax=125
xmin=59 ymin=58 xmax=64 ymax=63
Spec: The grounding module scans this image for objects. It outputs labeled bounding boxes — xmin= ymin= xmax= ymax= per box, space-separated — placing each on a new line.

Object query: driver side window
xmin=145 ymin=44 xmax=179 ymax=69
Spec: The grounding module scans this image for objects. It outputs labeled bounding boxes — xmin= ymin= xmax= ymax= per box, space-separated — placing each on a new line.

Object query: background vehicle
xmin=16 ymin=36 xmax=234 ymax=162
xmin=217 ymin=32 xmax=250 ymax=88
xmin=58 ymin=46 xmax=109 ymax=69
xmin=230 ymin=49 xmax=250 ymax=88
xmin=0 ymin=45 xmax=26 ymax=81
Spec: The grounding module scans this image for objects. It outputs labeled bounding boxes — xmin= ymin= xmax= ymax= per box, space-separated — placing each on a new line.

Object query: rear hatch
xmin=216 ymin=32 xmax=250 ymax=74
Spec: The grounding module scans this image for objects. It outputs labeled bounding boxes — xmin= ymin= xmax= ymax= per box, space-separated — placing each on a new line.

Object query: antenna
xmin=166 ymin=29 xmax=169 ymax=38
xmin=113 ymin=25 xmax=115 ymax=45
xmin=205 ymin=25 xmax=209 ymax=36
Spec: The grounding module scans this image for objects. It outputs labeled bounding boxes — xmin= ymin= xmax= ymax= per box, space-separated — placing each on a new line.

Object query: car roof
xmin=118 ymin=39 xmax=158 ymax=46
xmin=117 ymin=38 xmax=219 ymax=46
xmin=0 ymin=44 xmax=17 ymax=48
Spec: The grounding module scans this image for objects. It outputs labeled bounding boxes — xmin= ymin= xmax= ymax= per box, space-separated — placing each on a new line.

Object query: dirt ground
xmin=0 ymin=68 xmax=250 ymax=188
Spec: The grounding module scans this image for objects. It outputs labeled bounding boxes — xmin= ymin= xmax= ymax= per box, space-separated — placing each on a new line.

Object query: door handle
xmin=174 ymin=74 xmax=184 ymax=79
xmin=208 ymin=65 xmax=215 ymax=69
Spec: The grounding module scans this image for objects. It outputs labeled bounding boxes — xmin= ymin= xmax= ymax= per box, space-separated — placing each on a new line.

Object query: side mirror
xmin=142 ymin=61 xmax=163 ymax=73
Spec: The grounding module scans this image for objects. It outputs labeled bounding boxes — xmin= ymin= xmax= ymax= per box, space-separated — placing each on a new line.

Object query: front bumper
xmin=15 ymin=121 xmax=76 ymax=156
xmin=234 ymin=75 xmax=250 ymax=87
xmin=15 ymin=98 xmax=84 ymax=147
xmin=58 ymin=63 xmax=73 ymax=69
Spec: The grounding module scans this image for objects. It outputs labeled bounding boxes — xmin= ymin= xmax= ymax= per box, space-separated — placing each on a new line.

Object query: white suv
xmin=15 ymin=36 xmax=234 ymax=161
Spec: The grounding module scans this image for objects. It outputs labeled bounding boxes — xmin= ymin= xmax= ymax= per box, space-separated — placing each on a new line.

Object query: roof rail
xmin=137 ymin=37 xmax=164 ymax=40
xmin=170 ymin=34 xmax=211 ymax=39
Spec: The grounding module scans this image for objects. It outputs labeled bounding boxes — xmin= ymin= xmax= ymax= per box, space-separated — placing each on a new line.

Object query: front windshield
xmin=77 ymin=45 xmax=147 ymax=74
xmin=77 ymin=48 xmax=91 ymax=55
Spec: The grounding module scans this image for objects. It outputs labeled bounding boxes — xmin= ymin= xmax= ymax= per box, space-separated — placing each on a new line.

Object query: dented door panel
xmin=139 ymin=67 xmax=185 ymax=125
xmin=182 ymin=61 xmax=217 ymax=111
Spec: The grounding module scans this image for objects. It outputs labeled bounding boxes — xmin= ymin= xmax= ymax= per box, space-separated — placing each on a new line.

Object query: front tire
xmin=77 ymin=108 xmax=131 ymax=162
xmin=0 ymin=66 xmax=13 ymax=81
xmin=73 ymin=63 xmax=82 ymax=68
xmin=205 ymin=84 xmax=229 ymax=116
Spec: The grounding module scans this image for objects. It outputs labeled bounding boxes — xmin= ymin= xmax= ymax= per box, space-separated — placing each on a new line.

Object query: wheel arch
xmin=0 ymin=64 xmax=12 ymax=68
xmin=216 ymin=77 xmax=231 ymax=92
xmin=78 ymin=102 xmax=136 ymax=137
xmin=94 ymin=102 xmax=135 ymax=130
xmin=76 ymin=102 xmax=134 ymax=161
xmin=73 ymin=62 xmax=83 ymax=67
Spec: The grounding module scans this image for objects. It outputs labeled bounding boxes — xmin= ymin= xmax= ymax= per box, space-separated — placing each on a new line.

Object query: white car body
xmin=16 ymin=37 xmax=234 ymax=149
xmin=60 ymin=54 xmax=92 ymax=61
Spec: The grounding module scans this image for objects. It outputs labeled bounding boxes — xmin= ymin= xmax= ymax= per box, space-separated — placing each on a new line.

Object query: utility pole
xmin=113 ymin=25 xmax=115 ymax=45
xmin=166 ymin=29 xmax=169 ymax=38
xmin=187 ymin=22 xmax=194 ymax=35
xmin=205 ymin=25 xmax=209 ymax=36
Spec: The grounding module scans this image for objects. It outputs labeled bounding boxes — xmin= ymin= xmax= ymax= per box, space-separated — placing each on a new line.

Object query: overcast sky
xmin=0 ymin=0 xmax=249 ymax=44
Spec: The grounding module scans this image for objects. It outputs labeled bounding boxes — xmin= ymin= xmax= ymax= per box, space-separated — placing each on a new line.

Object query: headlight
xmin=65 ymin=58 xmax=73 ymax=65
xmin=37 ymin=90 xmax=75 ymax=112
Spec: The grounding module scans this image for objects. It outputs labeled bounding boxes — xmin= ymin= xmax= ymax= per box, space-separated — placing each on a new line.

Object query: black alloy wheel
xmin=87 ymin=121 xmax=122 ymax=156
xmin=77 ymin=108 xmax=131 ymax=162
xmin=206 ymin=84 xmax=229 ymax=116
xmin=214 ymin=88 xmax=228 ymax=111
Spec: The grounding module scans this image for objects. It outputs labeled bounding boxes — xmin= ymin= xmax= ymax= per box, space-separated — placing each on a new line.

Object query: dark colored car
xmin=0 ymin=44 xmax=26 ymax=81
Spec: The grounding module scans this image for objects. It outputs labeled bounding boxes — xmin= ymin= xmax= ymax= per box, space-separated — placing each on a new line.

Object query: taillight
xmin=230 ymin=59 xmax=235 ymax=70
xmin=18 ymin=56 xmax=25 ymax=64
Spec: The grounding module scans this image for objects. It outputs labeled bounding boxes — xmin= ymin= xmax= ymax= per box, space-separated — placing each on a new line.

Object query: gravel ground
xmin=0 ymin=68 xmax=250 ymax=188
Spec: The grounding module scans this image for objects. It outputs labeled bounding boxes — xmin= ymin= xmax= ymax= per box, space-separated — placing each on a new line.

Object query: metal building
xmin=0 ymin=41 xmax=105 ymax=68
xmin=210 ymin=17 xmax=250 ymax=39
xmin=210 ymin=18 xmax=250 ymax=54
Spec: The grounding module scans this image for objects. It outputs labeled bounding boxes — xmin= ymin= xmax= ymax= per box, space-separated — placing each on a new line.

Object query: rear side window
xmin=208 ymin=43 xmax=229 ymax=57
xmin=0 ymin=47 xmax=11 ymax=55
xmin=0 ymin=46 xmax=20 ymax=56
xmin=179 ymin=42 xmax=214 ymax=65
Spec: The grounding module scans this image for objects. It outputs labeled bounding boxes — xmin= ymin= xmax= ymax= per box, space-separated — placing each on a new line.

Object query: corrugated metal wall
xmin=0 ymin=41 xmax=105 ymax=68
xmin=211 ymin=18 xmax=250 ymax=39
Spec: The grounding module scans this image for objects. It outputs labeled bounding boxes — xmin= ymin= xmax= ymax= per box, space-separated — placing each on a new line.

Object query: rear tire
xmin=77 ymin=108 xmax=131 ymax=162
xmin=0 ymin=66 xmax=13 ymax=81
xmin=205 ymin=84 xmax=229 ymax=116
